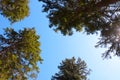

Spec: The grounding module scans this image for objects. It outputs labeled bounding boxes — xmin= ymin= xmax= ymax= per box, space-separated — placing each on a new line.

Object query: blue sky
xmin=0 ymin=0 xmax=120 ymax=80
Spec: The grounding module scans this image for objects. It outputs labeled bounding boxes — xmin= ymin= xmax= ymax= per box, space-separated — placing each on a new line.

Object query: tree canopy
xmin=0 ymin=0 xmax=29 ymax=23
xmin=51 ymin=57 xmax=90 ymax=80
xmin=0 ymin=28 xmax=42 ymax=80
xmin=40 ymin=0 xmax=120 ymax=35
xmin=40 ymin=0 xmax=120 ymax=58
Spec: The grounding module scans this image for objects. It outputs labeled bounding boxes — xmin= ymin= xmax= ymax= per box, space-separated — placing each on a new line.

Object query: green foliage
xmin=96 ymin=17 xmax=120 ymax=58
xmin=51 ymin=57 xmax=90 ymax=80
xmin=40 ymin=0 xmax=120 ymax=35
xmin=0 ymin=28 xmax=42 ymax=80
xmin=40 ymin=0 xmax=120 ymax=58
xmin=0 ymin=0 xmax=29 ymax=23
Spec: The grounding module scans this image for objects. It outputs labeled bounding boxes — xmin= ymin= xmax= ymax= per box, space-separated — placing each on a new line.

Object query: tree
xmin=0 ymin=0 xmax=29 ymax=23
xmin=0 ymin=28 xmax=42 ymax=80
xmin=51 ymin=57 xmax=90 ymax=80
xmin=40 ymin=0 xmax=120 ymax=58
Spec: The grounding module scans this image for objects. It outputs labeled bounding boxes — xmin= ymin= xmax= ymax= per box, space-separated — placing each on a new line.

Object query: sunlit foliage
xmin=0 ymin=0 xmax=29 ymax=23
xmin=0 ymin=28 xmax=42 ymax=80
xmin=51 ymin=57 xmax=90 ymax=80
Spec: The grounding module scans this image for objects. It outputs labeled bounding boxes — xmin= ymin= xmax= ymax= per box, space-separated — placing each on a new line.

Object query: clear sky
xmin=0 ymin=0 xmax=120 ymax=80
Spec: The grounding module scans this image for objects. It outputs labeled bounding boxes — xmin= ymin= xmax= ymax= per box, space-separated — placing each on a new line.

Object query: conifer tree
xmin=40 ymin=0 xmax=120 ymax=58
xmin=0 ymin=0 xmax=29 ymax=23
xmin=51 ymin=57 xmax=90 ymax=80
xmin=0 ymin=28 xmax=42 ymax=80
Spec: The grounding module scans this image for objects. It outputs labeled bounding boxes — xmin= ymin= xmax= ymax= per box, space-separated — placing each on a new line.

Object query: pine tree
xmin=0 ymin=0 xmax=29 ymax=23
xmin=51 ymin=57 xmax=90 ymax=80
xmin=40 ymin=0 xmax=120 ymax=58
xmin=0 ymin=28 xmax=42 ymax=80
